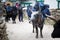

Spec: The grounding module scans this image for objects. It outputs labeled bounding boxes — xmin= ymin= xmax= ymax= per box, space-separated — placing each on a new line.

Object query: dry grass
xmin=45 ymin=18 xmax=55 ymax=25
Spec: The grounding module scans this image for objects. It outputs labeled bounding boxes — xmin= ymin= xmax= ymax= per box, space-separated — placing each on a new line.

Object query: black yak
xmin=51 ymin=20 xmax=60 ymax=38
xmin=47 ymin=15 xmax=60 ymax=38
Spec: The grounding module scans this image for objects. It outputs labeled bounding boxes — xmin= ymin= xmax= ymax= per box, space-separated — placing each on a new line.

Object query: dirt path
xmin=6 ymin=19 xmax=60 ymax=40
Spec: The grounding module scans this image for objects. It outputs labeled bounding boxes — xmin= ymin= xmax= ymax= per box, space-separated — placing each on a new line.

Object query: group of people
xmin=3 ymin=3 xmax=23 ymax=23
xmin=3 ymin=2 xmax=51 ymax=24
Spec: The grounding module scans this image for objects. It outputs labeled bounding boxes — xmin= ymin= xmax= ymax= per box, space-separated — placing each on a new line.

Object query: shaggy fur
xmin=51 ymin=20 xmax=60 ymax=38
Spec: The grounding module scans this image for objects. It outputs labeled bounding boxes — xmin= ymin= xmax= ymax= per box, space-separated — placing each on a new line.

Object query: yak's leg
xmin=36 ymin=25 xmax=38 ymax=38
xmin=40 ymin=19 xmax=45 ymax=38
xmin=40 ymin=25 xmax=43 ymax=38
xmin=32 ymin=21 xmax=35 ymax=33
xmin=33 ymin=24 xmax=34 ymax=33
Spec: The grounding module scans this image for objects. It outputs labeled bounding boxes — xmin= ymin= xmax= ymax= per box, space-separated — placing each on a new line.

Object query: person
xmin=26 ymin=6 xmax=32 ymax=20
xmin=5 ymin=4 xmax=12 ymax=22
xmin=11 ymin=6 xmax=17 ymax=23
xmin=18 ymin=4 xmax=23 ymax=22
xmin=16 ymin=3 xmax=19 ymax=8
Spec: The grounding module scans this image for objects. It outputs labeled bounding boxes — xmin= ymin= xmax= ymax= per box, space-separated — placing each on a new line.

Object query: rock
xmin=0 ymin=19 xmax=9 ymax=40
xmin=0 ymin=8 xmax=9 ymax=40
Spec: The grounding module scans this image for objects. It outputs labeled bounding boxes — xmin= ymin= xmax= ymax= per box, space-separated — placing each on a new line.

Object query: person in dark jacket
xmin=18 ymin=4 xmax=23 ymax=22
xmin=5 ymin=4 xmax=12 ymax=22
xmin=27 ymin=6 xmax=32 ymax=20
xmin=11 ymin=6 xmax=17 ymax=23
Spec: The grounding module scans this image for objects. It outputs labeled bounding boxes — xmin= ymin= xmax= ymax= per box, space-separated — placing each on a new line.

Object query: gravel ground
xmin=6 ymin=19 xmax=60 ymax=40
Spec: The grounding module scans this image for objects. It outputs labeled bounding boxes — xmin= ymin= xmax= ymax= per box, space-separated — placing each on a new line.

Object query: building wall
xmin=1 ymin=0 xmax=6 ymax=2
xmin=44 ymin=0 xmax=57 ymax=9
xmin=2 ymin=0 xmax=58 ymax=9
xmin=30 ymin=0 xmax=36 ymax=6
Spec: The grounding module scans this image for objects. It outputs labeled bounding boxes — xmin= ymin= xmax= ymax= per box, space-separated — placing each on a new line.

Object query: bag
xmin=34 ymin=3 xmax=39 ymax=11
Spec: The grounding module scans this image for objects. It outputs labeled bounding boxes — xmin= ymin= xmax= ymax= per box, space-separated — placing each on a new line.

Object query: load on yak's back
xmin=31 ymin=2 xmax=50 ymax=21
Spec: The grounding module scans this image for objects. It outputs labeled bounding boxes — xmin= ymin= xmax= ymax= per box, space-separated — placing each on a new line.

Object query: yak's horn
xmin=46 ymin=15 xmax=57 ymax=22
